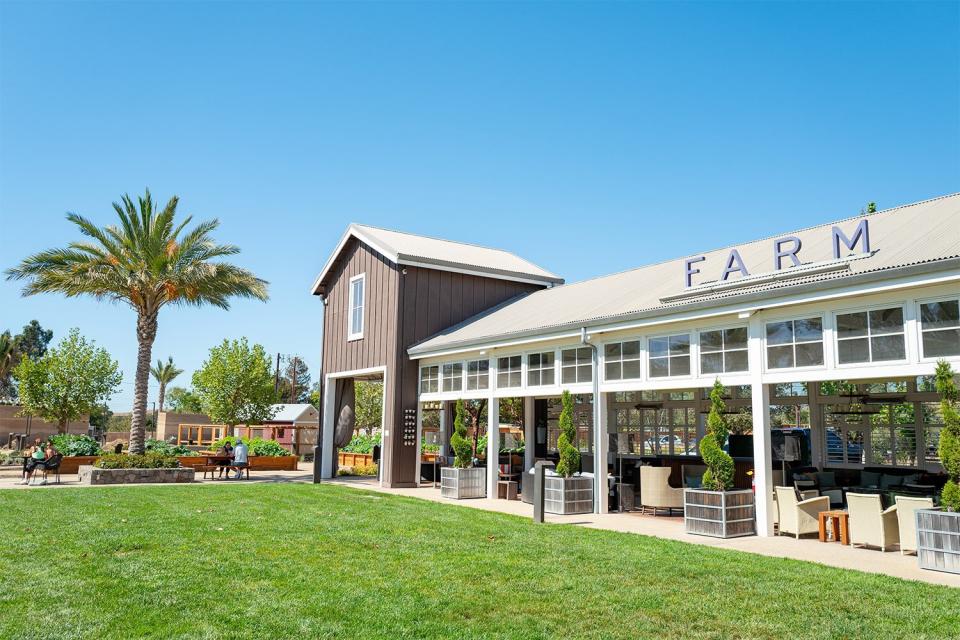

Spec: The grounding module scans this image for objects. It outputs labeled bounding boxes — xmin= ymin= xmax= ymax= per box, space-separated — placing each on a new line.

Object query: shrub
xmin=95 ymin=452 xmax=180 ymax=469
xmin=340 ymin=432 xmax=381 ymax=454
xmin=555 ymin=390 xmax=580 ymax=477
xmin=209 ymin=436 xmax=292 ymax=457
xmin=144 ymin=439 xmax=197 ymax=456
xmin=337 ymin=463 xmax=379 ymax=477
xmin=450 ymin=399 xmax=473 ymax=468
xmin=935 ymin=361 xmax=960 ymax=511
xmin=49 ymin=434 xmax=103 ymax=457
xmin=700 ymin=379 xmax=735 ymax=491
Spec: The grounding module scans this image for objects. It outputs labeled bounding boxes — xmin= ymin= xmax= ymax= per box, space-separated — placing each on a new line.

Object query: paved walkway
xmin=3 ymin=465 xmax=957 ymax=587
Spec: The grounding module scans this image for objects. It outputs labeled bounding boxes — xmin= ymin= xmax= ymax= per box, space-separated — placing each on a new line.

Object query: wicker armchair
xmin=893 ymin=495 xmax=934 ymax=555
xmin=639 ymin=466 xmax=684 ymax=516
xmin=775 ymin=486 xmax=829 ymax=539
xmin=847 ymin=493 xmax=899 ymax=551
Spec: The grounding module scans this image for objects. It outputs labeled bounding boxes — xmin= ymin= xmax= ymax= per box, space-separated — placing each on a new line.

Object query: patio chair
xmin=893 ymin=495 xmax=934 ymax=555
xmin=639 ymin=466 xmax=683 ymax=516
xmin=33 ymin=454 xmax=62 ymax=485
xmin=774 ymin=486 xmax=829 ymax=539
xmin=847 ymin=493 xmax=899 ymax=552
xmin=772 ymin=488 xmax=818 ymax=532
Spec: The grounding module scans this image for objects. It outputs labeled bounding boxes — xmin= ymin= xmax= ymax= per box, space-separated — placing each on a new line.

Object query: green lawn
xmin=1 ymin=483 xmax=958 ymax=640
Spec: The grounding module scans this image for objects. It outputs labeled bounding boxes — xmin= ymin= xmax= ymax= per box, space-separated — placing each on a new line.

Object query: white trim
xmin=645 ymin=330 xmax=694 ymax=381
xmin=832 ymin=301 xmax=909 ymax=368
xmin=321 ymin=365 xmax=388 ymax=484
xmin=311 ymin=225 xmax=399 ymax=295
xmin=396 ymin=258 xmax=560 ymax=287
xmin=696 ymin=322 xmax=749 ymax=377
xmin=916 ymin=295 xmax=960 ymax=362
xmin=599 ymin=337 xmax=643 ymax=383
xmin=347 ymin=273 xmax=366 ymax=341
xmin=761 ymin=311 xmax=828 ymax=373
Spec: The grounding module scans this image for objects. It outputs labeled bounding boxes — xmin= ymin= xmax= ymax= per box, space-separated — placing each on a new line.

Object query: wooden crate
xmin=684 ymin=488 xmax=756 ymax=538
xmin=917 ymin=509 xmax=960 ymax=574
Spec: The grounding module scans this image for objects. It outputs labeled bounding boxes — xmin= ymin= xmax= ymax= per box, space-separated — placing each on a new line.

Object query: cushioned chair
xmin=772 ymin=487 xmax=818 ymax=532
xmin=775 ymin=486 xmax=829 ymax=539
xmin=639 ymin=466 xmax=683 ymax=516
xmin=847 ymin=492 xmax=899 ymax=551
xmin=893 ymin=495 xmax=934 ymax=555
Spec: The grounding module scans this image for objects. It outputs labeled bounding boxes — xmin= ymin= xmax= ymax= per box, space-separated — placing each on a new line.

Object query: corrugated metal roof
xmin=410 ymin=193 xmax=960 ymax=355
xmin=312 ymin=223 xmax=564 ymax=294
xmin=266 ymin=404 xmax=319 ymax=423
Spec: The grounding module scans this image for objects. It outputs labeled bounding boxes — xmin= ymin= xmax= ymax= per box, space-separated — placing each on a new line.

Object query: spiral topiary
xmin=935 ymin=361 xmax=960 ymax=511
xmin=555 ymin=390 xmax=580 ymax=478
xmin=450 ymin=399 xmax=473 ymax=468
xmin=700 ymin=379 xmax=735 ymax=491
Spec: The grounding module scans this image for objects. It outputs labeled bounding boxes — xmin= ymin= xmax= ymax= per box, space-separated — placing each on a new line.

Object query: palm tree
xmin=5 ymin=190 xmax=269 ymax=453
xmin=0 ymin=331 xmax=18 ymax=402
xmin=151 ymin=356 xmax=183 ymax=412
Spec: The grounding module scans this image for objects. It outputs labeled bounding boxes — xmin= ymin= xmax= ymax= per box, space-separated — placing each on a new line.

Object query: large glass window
xmin=497 ymin=355 xmax=522 ymax=388
xmin=604 ymin=340 xmax=641 ymax=381
xmin=869 ymin=403 xmax=917 ymax=467
xmin=836 ymin=307 xmax=906 ymax=364
xmin=923 ymin=402 xmax=943 ymax=466
xmin=527 ymin=352 xmax=555 ymax=387
xmin=348 ymin=274 xmax=365 ymax=339
xmin=465 ymin=360 xmax=489 ymax=391
xmin=823 ymin=406 xmax=866 ymax=466
xmin=648 ymin=334 xmax=690 ymax=378
xmin=766 ymin=318 xmax=824 ymax=369
xmin=419 ymin=365 xmax=439 ymax=394
xmin=699 ymin=327 xmax=748 ymax=374
xmin=920 ymin=299 xmax=960 ymax=358
xmin=441 ymin=362 xmax=463 ymax=392
xmin=561 ymin=347 xmax=592 ymax=384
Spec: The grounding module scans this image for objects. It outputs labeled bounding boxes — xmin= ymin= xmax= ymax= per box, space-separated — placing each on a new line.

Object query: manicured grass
xmin=1 ymin=484 xmax=958 ymax=640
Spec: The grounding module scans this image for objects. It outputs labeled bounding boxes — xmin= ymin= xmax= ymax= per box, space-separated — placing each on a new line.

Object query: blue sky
xmin=1 ymin=1 xmax=958 ymax=411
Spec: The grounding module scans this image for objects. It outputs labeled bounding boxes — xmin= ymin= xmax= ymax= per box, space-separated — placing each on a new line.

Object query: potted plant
xmin=541 ymin=390 xmax=593 ymax=514
xmin=916 ymin=361 xmax=960 ymax=573
xmin=440 ymin=400 xmax=486 ymax=499
xmin=684 ymin=380 xmax=755 ymax=538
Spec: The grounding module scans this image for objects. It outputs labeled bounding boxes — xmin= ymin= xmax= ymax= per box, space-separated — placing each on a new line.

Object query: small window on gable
xmin=348 ymin=274 xmax=365 ymax=340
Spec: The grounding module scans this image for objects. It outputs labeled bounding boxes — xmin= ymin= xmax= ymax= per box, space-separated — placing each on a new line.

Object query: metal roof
xmin=409 ymin=193 xmax=960 ymax=356
xmin=311 ymin=223 xmax=564 ymax=294
xmin=266 ymin=404 xmax=319 ymax=423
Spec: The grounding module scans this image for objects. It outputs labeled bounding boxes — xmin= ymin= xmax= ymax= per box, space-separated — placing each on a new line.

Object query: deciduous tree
xmin=192 ymin=338 xmax=277 ymax=429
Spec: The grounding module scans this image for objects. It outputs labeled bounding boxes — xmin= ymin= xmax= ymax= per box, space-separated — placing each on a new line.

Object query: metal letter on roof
xmin=684 ymin=256 xmax=706 ymax=288
xmin=720 ymin=249 xmax=750 ymax=281
xmin=832 ymin=219 xmax=870 ymax=260
xmin=774 ymin=236 xmax=802 ymax=270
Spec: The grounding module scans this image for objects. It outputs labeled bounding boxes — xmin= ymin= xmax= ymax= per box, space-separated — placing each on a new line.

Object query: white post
xmin=594 ymin=391 xmax=609 ymax=514
xmin=487 ymin=393 xmax=500 ymax=498
xmin=523 ymin=396 xmax=535 ymax=472
xmin=748 ymin=316 xmax=774 ymax=536
xmin=320 ymin=375 xmax=336 ymax=479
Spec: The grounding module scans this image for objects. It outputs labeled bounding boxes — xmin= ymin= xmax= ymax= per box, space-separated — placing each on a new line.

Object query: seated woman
xmin=21 ymin=437 xmax=44 ymax=485
xmin=216 ymin=441 xmax=234 ymax=478
xmin=22 ymin=438 xmax=58 ymax=485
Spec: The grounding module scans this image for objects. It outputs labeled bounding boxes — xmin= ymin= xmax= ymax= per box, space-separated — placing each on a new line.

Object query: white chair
xmin=774 ymin=486 xmax=829 ymax=539
xmin=639 ymin=466 xmax=683 ymax=515
xmin=847 ymin=493 xmax=899 ymax=551
xmin=893 ymin=495 xmax=934 ymax=555
xmin=772 ymin=488 xmax=818 ymax=532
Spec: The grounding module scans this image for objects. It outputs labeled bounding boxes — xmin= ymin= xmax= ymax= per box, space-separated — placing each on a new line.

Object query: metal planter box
xmin=440 ymin=466 xmax=486 ymax=499
xmin=916 ymin=509 xmax=960 ymax=574
xmin=544 ymin=476 xmax=594 ymax=515
xmin=684 ymin=488 xmax=756 ymax=538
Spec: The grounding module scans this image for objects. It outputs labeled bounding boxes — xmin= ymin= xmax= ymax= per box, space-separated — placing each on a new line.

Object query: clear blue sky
xmin=1 ymin=1 xmax=958 ymax=411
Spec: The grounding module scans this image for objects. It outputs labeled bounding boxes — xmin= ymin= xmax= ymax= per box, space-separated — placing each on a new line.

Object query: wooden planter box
xmin=440 ymin=466 xmax=486 ymax=499
xmin=684 ymin=488 xmax=756 ymax=538
xmin=338 ymin=452 xmax=374 ymax=468
xmin=248 ymin=455 xmax=299 ymax=471
xmin=177 ymin=456 xmax=208 ymax=469
xmin=60 ymin=456 xmax=100 ymax=475
xmin=544 ymin=476 xmax=594 ymax=515
xmin=916 ymin=509 xmax=960 ymax=574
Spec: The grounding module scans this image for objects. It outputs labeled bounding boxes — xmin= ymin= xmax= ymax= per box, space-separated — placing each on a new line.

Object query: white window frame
xmin=347 ymin=273 xmax=365 ymax=341
xmin=833 ymin=303 xmax=908 ymax=367
xmin=419 ymin=364 xmax=439 ymax=394
xmin=763 ymin=313 xmax=827 ymax=372
xmin=560 ymin=347 xmax=593 ymax=385
xmin=602 ymin=339 xmax=642 ymax=382
xmin=646 ymin=332 xmax=692 ymax=380
xmin=527 ymin=350 xmax=556 ymax=387
xmin=496 ymin=354 xmax=523 ymax=389
xmin=917 ymin=296 xmax=960 ymax=361
xmin=441 ymin=362 xmax=464 ymax=393
xmin=465 ymin=359 xmax=490 ymax=391
xmin=697 ymin=324 xmax=749 ymax=375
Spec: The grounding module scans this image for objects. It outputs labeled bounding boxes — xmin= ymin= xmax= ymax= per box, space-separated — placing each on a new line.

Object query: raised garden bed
xmin=543 ymin=475 xmax=593 ymax=515
xmin=916 ymin=509 xmax=960 ymax=574
xmin=59 ymin=456 xmax=101 ymax=475
xmin=440 ymin=467 xmax=486 ymax=499
xmin=338 ymin=452 xmax=373 ymax=468
xmin=248 ymin=455 xmax=299 ymax=471
xmin=79 ymin=466 xmax=195 ymax=485
xmin=684 ymin=488 xmax=756 ymax=538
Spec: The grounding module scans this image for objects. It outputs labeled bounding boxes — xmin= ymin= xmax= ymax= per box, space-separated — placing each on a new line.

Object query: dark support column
xmin=533 ymin=460 xmax=556 ymax=524
xmin=312 ymin=443 xmax=323 ymax=483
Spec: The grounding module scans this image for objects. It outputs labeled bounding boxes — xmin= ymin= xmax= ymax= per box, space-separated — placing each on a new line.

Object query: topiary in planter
xmin=700 ymin=379 xmax=734 ymax=491
xmin=935 ymin=361 xmax=960 ymax=511
xmin=555 ymin=390 xmax=580 ymax=478
xmin=450 ymin=399 xmax=473 ymax=468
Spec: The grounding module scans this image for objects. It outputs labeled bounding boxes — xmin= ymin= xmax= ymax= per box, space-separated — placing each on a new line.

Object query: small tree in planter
xmin=541 ymin=390 xmax=593 ymax=514
xmin=441 ymin=399 xmax=485 ymax=499
xmin=916 ymin=361 xmax=960 ymax=573
xmin=684 ymin=379 xmax=755 ymax=538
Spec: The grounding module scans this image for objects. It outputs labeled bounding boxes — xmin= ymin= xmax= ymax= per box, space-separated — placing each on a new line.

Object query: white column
xmin=594 ymin=391 xmax=609 ymax=514
xmin=748 ymin=316 xmax=774 ymax=536
xmin=487 ymin=393 xmax=500 ymax=497
xmin=320 ymin=375 xmax=336 ymax=479
xmin=523 ymin=396 xmax=535 ymax=472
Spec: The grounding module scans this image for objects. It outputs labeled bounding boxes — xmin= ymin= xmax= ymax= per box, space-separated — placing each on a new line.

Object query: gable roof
xmin=409 ymin=193 xmax=960 ymax=356
xmin=266 ymin=404 xmax=319 ymax=423
xmin=311 ymin=223 xmax=564 ymax=295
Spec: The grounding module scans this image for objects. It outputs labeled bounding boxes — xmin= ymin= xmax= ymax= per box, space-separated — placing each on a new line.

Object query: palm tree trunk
xmin=158 ymin=383 xmax=166 ymax=414
xmin=129 ymin=312 xmax=158 ymax=454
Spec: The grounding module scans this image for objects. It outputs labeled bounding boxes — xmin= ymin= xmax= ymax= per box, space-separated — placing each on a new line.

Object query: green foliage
xmin=95 ymin=452 xmax=180 ymax=469
xmin=12 ymin=329 xmax=122 ymax=431
xmin=166 ymin=386 xmax=203 ymax=413
xmin=192 ymin=338 xmax=277 ymax=427
xmin=450 ymin=399 xmax=473 ymax=468
xmin=935 ymin=361 xmax=960 ymax=511
xmin=49 ymin=434 xmax=103 ymax=457
xmin=340 ymin=432 xmax=381 ymax=454
xmin=555 ymin=390 xmax=580 ymax=478
xmin=700 ymin=379 xmax=735 ymax=491
xmin=151 ymin=356 xmax=183 ymax=410
xmin=145 ymin=438 xmax=197 ymax=456
xmin=209 ymin=436 xmax=292 ymax=457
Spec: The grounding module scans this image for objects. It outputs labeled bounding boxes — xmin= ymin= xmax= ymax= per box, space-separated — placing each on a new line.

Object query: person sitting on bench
xmin=232 ymin=439 xmax=249 ymax=479
xmin=216 ymin=440 xmax=234 ymax=478
xmin=21 ymin=437 xmax=44 ymax=485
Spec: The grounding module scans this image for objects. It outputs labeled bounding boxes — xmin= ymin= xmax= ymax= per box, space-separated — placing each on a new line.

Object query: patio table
xmin=817 ymin=509 xmax=849 ymax=545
